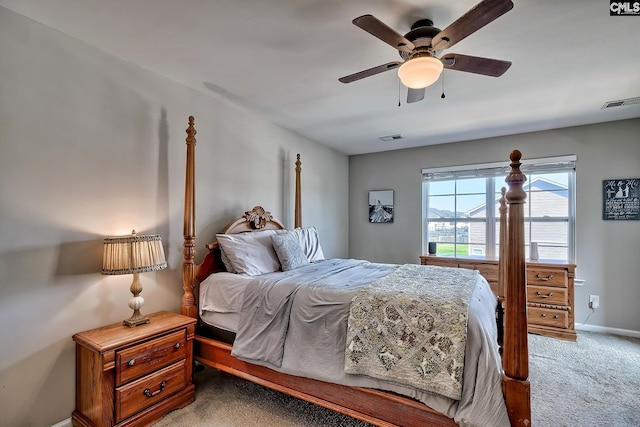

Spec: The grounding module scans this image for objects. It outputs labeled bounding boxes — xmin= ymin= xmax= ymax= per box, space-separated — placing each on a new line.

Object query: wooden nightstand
xmin=72 ymin=311 xmax=197 ymax=427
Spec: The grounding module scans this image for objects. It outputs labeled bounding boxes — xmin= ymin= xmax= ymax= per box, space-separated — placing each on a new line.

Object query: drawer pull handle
xmin=535 ymin=291 xmax=554 ymax=298
xmin=553 ymin=315 xmax=559 ymax=319
xmin=540 ymin=313 xmax=546 ymax=317
xmin=174 ymin=343 xmax=181 ymax=350
xmin=143 ymin=381 xmax=166 ymax=398
xmin=536 ymin=274 xmax=553 ymax=281
xmin=128 ymin=359 xmax=135 ymax=366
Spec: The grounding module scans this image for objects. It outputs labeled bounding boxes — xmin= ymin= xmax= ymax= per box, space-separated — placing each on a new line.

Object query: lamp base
xmin=123 ymin=313 xmax=150 ymax=328
xmin=124 ymin=273 xmax=150 ymax=327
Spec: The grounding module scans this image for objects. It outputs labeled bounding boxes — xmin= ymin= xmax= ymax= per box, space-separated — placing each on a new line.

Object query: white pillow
xmin=271 ymin=232 xmax=310 ymax=271
xmin=216 ymin=229 xmax=280 ymax=276
xmin=292 ymin=226 xmax=325 ymax=262
xmin=219 ymin=248 xmax=236 ymax=273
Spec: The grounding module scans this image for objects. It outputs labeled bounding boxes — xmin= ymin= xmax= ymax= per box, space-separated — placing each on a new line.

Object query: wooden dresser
xmin=72 ymin=311 xmax=197 ymax=427
xmin=420 ymin=256 xmax=577 ymax=341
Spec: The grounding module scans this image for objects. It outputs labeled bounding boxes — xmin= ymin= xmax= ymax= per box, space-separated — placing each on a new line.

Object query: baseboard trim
xmin=51 ymin=418 xmax=72 ymax=427
xmin=575 ymin=323 xmax=640 ymax=338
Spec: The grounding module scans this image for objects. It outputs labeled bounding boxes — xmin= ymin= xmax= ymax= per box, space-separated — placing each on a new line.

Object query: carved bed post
xmin=498 ymin=187 xmax=508 ymax=301
xmin=182 ymin=116 xmax=198 ymax=318
xmin=502 ymin=150 xmax=531 ymax=425
xmin=497 ymin=187 xmax=508 ymax=351
xmin=295 ymin=153 xmax=302 ymax=228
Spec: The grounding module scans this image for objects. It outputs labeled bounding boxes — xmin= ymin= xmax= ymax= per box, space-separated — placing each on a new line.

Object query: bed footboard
xmin=194 ymin=335 xmax=456 ymax=427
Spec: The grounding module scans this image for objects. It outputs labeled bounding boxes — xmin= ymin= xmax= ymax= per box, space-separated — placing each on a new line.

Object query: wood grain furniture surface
xmin=420 ymin=256 xmax=576 ymax=341
xmin=72 ymin=311 xmax=197 ymax=427
xmin=179 ymin=116 xmax=532 ymax=426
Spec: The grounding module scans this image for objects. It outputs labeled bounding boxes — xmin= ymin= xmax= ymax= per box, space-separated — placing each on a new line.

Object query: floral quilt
xmin=344 ymin=264 xmax=478 ymax=400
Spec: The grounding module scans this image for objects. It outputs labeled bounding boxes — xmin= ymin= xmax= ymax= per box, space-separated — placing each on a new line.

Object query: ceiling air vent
xmin=379 ymin=134 xmax=403 ymax=142
xmin=601 ymin=96 xmax=640 ymax=109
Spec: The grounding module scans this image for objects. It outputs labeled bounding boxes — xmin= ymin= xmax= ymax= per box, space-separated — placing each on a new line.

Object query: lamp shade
xmin=102 ymin=230 xmax=166 ymax=327
xmin=398 ymin=56 xmax=444 ymax=89
xmin=102 ymin=231 xmax=167 ymax=275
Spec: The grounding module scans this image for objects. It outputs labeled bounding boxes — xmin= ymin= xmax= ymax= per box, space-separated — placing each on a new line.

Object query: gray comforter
xmin=231 ymin=259 xmax=509 ymax=427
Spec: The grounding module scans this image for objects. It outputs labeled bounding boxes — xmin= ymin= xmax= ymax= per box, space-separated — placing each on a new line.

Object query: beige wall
xmin=349 ymin=119 xmax=640 ymax=335
xmin=0 ymin=7 xmax=348 ymax=427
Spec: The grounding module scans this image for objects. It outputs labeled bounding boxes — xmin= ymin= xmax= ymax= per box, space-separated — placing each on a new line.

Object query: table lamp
xmin=102 ymin=230 xmax=167 ymax=327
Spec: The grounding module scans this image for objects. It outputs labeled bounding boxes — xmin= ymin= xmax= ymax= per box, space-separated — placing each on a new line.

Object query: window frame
xmin=422 ymin=155 xmax=576 ymax=263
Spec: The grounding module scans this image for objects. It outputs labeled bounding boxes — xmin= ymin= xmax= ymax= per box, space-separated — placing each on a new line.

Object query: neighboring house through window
xmin=422 ymin=155 xmax=576 ymax=262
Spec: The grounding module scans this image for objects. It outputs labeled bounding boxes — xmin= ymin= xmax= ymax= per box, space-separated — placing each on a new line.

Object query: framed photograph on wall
xmin=603 ymin=178 xmax=640 ymax=220
xmin=369 ymin=190 xmax=394 ymax=223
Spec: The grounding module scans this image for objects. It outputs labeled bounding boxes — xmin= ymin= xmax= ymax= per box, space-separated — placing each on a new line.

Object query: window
xmin=422 ymin=155 xmax=576 ymax=262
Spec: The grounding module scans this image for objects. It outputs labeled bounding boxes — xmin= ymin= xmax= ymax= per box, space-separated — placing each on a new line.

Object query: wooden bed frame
xmin=179 ymin=116 xmax=531 ymax=426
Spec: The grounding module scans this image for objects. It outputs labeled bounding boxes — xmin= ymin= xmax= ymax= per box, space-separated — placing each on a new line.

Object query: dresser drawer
xmin=115 ymin=360 xmax=187 ymax=423
xmin=527 ymin=285 xmax=568 ymax=306
xmin=458 ymin=263 xmax=498 ymax=283
xmin=116 ymin=330 xmax=187 ymax=385
xmin=528 ymin=307 xmax=568 ymax=328
xmin=526 ymin=268 xmax=568 ymax=288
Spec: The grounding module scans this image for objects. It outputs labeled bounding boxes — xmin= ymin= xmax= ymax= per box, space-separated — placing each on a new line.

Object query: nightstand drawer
xmin=115 ymin=360 xmax=187 ymax=423
xmin=116 ymin=329 xmax=187 ymax=385
xmin=528 ymin=307 xmax=568 ymax=328
xmin=526 ymin=268 xmax=567 ymax=287
xmin=527 ymin=285 xmax=568 ymax=306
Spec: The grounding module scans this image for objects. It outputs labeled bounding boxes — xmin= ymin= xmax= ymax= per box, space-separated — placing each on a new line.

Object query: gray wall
xmin=350 ymin=119 xmax=640 ymax=335
xmin=0 ymin=7 xmax=348 ymax=427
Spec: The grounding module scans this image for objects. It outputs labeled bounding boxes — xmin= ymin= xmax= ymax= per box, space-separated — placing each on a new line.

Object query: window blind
xmin=422 ymin=155 xmax=576 ymax=182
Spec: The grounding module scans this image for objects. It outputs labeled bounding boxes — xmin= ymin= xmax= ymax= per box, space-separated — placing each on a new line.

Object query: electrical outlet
xmin=589 ymin=295 xmax=600 ymax=310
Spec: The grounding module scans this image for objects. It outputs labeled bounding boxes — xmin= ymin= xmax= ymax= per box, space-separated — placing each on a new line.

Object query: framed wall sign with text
xmin=603 ymin=178 xmax=640 ymax=220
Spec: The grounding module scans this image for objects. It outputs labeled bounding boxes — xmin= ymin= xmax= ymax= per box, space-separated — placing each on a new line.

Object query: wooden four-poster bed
xmin=179 ymin=116 xmax=531 ymax=426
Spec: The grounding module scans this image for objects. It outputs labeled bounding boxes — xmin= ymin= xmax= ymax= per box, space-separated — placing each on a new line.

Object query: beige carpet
xmin=528 ymin=331 xmax=640 ymax=427
xmin=153 ymin=331 xmax=640 ymax=427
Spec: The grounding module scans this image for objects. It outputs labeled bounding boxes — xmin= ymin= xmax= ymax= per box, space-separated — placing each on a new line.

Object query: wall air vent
xmin=601 ymin=96 xmax=640 ymax=109
xmin=379 ymin=134 xmax=404 ymax=142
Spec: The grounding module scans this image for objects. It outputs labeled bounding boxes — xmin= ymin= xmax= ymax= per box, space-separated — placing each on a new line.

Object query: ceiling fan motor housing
xmin=400 ymin=19 xmax=442 ymax=60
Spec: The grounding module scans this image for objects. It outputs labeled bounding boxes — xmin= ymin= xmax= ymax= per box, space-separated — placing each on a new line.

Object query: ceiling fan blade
xmin=441 ymin=53 xmax=511 ymax=77
xmin=407 ymin=88 xmax=425 ymax=103
xmin=353 ymin=15 xmax=415 ymax=54
xmin=339 ymin=61 xmax=401 ymax=83
xmin=431 ymin=0 xmax=514 ymax=50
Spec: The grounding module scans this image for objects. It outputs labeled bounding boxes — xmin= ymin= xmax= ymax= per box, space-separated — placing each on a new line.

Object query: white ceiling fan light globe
xmin=398 ymin=56 xmax=444 ymax=89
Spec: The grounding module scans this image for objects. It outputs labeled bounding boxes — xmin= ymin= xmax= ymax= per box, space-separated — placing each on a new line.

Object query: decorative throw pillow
xmin=271 ymin=232 xmax=310 ymax=271
xmin=216 ymin=229 xmax=280 ymax=276
xmin=292 ymin=226 xmax=325 ymax=262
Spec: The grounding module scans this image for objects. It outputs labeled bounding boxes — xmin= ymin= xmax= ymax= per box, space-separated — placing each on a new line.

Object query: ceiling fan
xmin=339 ymin=0 xmax=514 ymax=103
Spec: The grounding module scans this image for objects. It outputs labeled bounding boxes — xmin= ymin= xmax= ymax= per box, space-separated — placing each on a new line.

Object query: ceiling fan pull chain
xmin=441 ymin=70 xmax=446 ymax=99
xmin=398 ymin=79 xmax=402 ymax=107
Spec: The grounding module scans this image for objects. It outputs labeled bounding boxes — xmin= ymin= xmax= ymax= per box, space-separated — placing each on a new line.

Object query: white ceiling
xmin=2 ymin=0 xmax=639 ymax=155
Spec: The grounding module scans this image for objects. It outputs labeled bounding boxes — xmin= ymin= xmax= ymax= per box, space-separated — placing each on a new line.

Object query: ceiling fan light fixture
xmin=398 ymin=56 xmax=443 ymax=89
